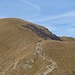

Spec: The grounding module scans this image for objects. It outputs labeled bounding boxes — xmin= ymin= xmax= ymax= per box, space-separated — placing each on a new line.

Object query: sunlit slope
xmin=0 ymin=18 xmax=42 ymax=75
xmin=0 ymin=18 xmax=75 ymax=75
xmin=41 ymin=40 xmax=75 ymax=75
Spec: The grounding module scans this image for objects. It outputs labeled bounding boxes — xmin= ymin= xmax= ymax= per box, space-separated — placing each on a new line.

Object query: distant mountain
xmin=60 ymin=36 xmax=75 ymax=42
xmin=0 ymin=18 xmax=75 ymax=75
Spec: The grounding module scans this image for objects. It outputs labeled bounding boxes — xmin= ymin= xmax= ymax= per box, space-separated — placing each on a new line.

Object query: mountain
xmin=0 ymin=18 xmax=75 ymax=75
xmin=60 ymin=36 xmax=75 ymax=42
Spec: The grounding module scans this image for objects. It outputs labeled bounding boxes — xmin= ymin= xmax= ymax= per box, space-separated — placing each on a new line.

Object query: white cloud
xmin=31 ymin=11 xmax=75 ymax=22
xmin=62 ymin=27 xmax=75 ymax=37
xmin=30 ymin=11 xmax=75 ymax=37
xmin=21 ymin=0 xmax=41 ymax=15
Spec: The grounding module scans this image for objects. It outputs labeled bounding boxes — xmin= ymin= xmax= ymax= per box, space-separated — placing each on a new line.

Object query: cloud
xmin=31 ymin=11 xmax=75 ymax=37
xmin=21 ymin=0 xmax=41 ymax=15
xmin=62 ymin=27 xmax=75 ymax=37
xmin=31 ymin=11 xmax=75 ymax=22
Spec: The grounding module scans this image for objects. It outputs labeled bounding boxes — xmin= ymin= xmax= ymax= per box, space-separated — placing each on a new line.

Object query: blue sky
xmin=0 ymin=0 xmax=75 ymax=37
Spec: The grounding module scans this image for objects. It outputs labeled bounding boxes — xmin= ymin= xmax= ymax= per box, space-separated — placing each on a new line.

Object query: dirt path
xmin=34 ymin=42 xmax=57 ymax=75
xmin=0 ymin=41 xmax=57 ymax=75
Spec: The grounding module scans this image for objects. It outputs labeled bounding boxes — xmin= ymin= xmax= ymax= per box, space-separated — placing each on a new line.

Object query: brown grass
xmin=41 ymin=40 xmax=75 ymax=75
xmin=0 ymin=18 xmax=75 ymax=75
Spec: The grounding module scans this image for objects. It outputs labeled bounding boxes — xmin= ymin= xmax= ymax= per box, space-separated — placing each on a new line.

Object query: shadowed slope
xmin=22 ymin=24 xmax=61 ymax=40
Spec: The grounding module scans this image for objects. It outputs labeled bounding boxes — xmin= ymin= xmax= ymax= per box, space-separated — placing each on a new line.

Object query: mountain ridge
xmin=0 ymin=18 xmax=75 ymax=41
xmin=0 ymin=18 xmax=61 ymax=41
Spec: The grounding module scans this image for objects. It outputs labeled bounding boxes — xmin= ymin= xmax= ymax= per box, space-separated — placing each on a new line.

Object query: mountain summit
xmin=0 ymin=18 xmax=61 ymax=40
xmin=0 ymin=18 xmax=75 ymax=75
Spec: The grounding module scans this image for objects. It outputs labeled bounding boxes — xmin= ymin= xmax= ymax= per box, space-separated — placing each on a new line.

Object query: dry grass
xmin=0 ymin=18 xmax=75 ymax=75
xmin=60 ymin=36 xmax=75 ymax=42
xmin=41 ymin=40 xmax=75 ymax=75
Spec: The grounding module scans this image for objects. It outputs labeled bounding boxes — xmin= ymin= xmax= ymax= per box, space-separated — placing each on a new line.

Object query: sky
xmin=0 ymin=0 xmax=75 ymax=37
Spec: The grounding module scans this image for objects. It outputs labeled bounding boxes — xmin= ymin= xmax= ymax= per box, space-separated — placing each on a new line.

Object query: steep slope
xmin=21 ymin=23 xmax=61 ymax=40
xmin=0 ymin=18 xmax=75 ymax=75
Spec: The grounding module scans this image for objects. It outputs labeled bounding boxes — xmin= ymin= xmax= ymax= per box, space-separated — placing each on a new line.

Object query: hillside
xmin=0 ymin=18 xmax=61 ymax=40
xmin=0 ymin=18 xmax=75 ymax=75
xmin=60 ymin=36 xmax=75 ymax=42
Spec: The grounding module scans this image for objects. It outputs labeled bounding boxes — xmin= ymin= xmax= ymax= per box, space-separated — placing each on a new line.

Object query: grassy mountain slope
xmin=41 ymin=40 xmax=75 ymax=75
xmin=60 ymin=36 xmax=75 ymax=42
xmin=0 ymin=18 xmax=75 ymax=75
